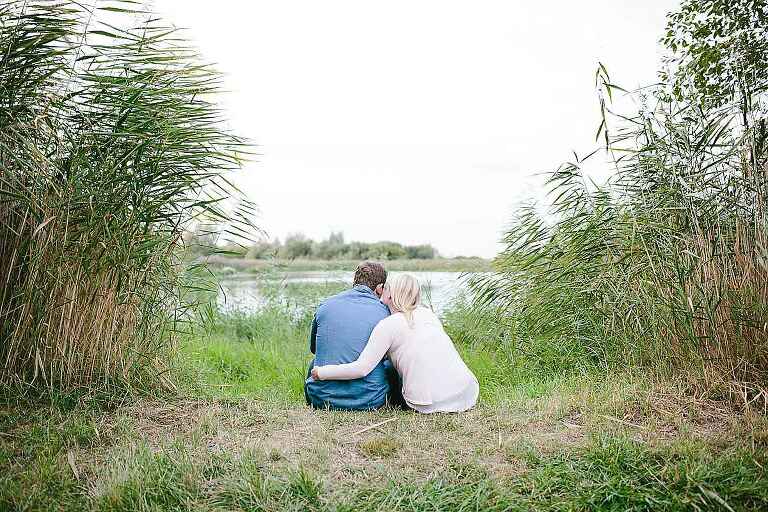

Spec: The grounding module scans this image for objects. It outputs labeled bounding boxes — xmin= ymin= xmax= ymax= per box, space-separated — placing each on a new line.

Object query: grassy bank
xmin=3 ymin=286 xmax=767 ymax=511
xmin=2 ymin=394 xmax=766 ymax=511
xmin=203 ymin=256 xmax=491 ymax=274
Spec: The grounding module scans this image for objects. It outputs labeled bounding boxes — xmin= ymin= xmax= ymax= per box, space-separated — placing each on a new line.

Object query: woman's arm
xmin=313 ymin=321 xmax=393 ymax=380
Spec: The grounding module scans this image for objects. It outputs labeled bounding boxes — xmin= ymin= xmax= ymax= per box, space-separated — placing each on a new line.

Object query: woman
xmin=311 ymin=273 xmax=479 ymax=413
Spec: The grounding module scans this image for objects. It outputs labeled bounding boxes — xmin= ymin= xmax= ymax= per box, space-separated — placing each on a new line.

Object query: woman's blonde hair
xmin=385 ymin=273 xmax=421 ymax=327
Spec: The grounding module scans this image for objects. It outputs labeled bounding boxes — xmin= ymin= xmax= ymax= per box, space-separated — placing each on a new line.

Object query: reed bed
xmin=471 ymin=56 xmax=768 ymax=403
xmin=0 ymin=1 xmax=254 ymax=389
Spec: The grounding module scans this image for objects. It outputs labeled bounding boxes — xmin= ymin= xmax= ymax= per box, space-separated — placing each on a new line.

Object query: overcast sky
xmin=153 ymin=0 xmax=678 ymax=258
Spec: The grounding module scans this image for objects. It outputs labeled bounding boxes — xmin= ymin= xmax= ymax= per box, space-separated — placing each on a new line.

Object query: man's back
xmin=305 ymin=285 xmax=390 ymax=410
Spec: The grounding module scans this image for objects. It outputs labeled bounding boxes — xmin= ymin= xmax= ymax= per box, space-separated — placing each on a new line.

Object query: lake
xmin=217 ymin=271 xmax=472 ymax=315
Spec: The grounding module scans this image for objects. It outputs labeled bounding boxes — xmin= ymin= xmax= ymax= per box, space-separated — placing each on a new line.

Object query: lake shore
xmin=201 ymin=255 xmax=492 ymax=273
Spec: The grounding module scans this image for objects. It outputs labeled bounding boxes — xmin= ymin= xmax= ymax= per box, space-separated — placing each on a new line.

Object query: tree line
xmin=185 ymin=229 xmax=440 ymax=260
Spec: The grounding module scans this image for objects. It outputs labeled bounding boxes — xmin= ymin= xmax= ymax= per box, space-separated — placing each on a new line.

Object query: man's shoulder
xmin=318 ymin=288 xmax=354 ymax=309
xmin=317 ymin=288 xmax=388 ymax=316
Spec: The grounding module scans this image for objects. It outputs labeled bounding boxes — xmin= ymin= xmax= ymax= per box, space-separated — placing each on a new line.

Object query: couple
xmin=305 ymin=261 xmax=479 ymax=413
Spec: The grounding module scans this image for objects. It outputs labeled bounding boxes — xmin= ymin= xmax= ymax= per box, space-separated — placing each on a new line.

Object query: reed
xmin=0 ymin=1 xmax=254 ymax=389
xmin=471 ymin=48 xmax=768 ymax=402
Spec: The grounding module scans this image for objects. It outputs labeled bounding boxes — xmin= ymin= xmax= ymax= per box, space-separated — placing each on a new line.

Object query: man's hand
xmin=311 ymin=367 xmax=320 ymax=380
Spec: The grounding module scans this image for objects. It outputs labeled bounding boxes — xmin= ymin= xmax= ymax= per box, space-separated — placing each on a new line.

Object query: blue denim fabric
xmin=304 ymin=285 xmax=390 ymax=410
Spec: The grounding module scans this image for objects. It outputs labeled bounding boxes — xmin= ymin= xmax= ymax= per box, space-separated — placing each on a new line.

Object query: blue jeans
xmin=304 ymin=358 xmax=406 ymax=410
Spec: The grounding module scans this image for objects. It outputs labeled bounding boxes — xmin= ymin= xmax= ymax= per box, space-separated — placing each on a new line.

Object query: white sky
xmin=153 ymin=0 xmax=678 ymax=258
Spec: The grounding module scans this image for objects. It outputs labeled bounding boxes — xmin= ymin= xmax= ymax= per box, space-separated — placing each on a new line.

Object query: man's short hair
xmin=353 ymin=261 xmax=387 ymax=291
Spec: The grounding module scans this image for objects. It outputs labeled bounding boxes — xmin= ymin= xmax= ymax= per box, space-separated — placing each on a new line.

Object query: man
xmin=305 ymin=261 xmax=398 ymax=410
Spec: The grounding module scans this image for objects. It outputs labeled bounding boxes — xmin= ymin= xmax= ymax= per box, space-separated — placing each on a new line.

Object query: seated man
xmin=305 ymin=261 xmax=398 ymax=410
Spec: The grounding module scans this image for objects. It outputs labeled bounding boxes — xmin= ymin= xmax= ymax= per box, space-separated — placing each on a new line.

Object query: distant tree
xmin=310 ymin=240 xmax=331 ymax=259
xmin=343 ymin=241 xmax=370 ymax=260
xmin=405 ymin=244 xmax=437 ymax=259
xmin=312 ymin=231 xmax=346 ymax=259
xmin=328 ymin=231 xmax=345 ymax=245
xmin=366 ymin=241 xmax=407 ymax=260
xmin=238 ymin=233 xmax=442 ymax=261
xmin=280 ymin=233 xmax=313 ymax=259
xmin=246 ymin=238 xmax=280 ymax=259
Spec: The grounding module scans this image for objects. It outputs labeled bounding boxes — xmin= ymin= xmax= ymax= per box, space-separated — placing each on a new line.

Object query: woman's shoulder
xmin=376 ymin=307 xmax=439 ymax=330
xmin=377 ymin=311 xmax=407 ymax=328
xmin=414 ymin=306 xmax=441 ymax=322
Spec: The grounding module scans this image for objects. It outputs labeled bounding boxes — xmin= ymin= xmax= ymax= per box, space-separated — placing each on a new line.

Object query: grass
xmin=179 ymin=286 xmax=537 ymax=405
xmin=177 ymin=280 xmax=344 ymax=402
xmin=2 ymin=382 xmax=766 ymax=511
xmin=2 ymin=282 xmax=767 ymax=511
xmin=178 ymin=306 xmax=311 ymax=402
xmin=359 ymin=436 xmax=401 ymax=459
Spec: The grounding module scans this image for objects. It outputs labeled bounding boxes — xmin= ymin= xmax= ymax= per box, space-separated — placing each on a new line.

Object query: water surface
xmin=217 ymin=271 xmax=471 ymax=315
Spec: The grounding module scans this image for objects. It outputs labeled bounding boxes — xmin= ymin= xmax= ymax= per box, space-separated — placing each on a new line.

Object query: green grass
xmin=176 ymin=280 xmax=344 ymax=402
xmin=2 ymin=283 xmax=767 ymax=511
xmin=177 ymin=307 xmax=312 ymax=402
xmin=359 ymin=436 xmax=401 ymax=459
xmin=177 ymin=297 xmax=535 ymax=405
xmin=2 ymin=423 xmax=766 ymax=511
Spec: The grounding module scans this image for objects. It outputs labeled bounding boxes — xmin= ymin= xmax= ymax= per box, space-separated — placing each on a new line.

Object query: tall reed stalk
xmin=472 ymin=38 xmax=768 ymax=403
xmin=0 ymin=1 xmax=255 ymax=389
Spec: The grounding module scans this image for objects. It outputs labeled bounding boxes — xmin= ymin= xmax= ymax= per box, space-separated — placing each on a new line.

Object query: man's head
xmin=353 ymin=261 xmax=387 ymax=296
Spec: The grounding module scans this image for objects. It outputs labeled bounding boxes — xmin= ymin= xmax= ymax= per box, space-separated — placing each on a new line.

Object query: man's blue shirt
xmin=305 ymin=285 xmax=390 ymax=410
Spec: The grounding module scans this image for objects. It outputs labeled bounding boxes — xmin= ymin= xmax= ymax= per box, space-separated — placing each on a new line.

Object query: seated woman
xmin=312 ymin=273 xmax=479 ymax=413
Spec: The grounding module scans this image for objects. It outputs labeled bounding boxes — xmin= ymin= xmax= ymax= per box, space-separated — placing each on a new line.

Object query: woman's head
xmin=382 ymin=273 xmax=421 ymax=325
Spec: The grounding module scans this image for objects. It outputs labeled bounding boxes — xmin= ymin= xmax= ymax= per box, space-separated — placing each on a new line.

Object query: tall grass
xmin=472 ymin=65 xmax=768 ymax=401
xmin=177 ymin=280 xmax=347 ymax=402
xmin=0 ymin=1 xmax=254 ymax=389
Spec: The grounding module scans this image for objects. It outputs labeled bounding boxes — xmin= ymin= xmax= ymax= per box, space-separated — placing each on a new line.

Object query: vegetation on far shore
xmin=187 ymin=230 xmax=449 ymax=261
xmin=203 ymin=255 xmax=492 ymax=274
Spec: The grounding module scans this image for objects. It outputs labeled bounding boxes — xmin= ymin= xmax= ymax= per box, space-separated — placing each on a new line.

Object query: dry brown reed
xmin=0 ymin=2 xmax=253 ymax=390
